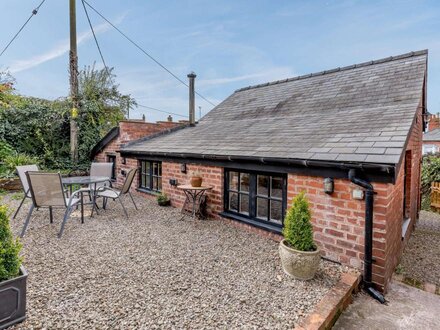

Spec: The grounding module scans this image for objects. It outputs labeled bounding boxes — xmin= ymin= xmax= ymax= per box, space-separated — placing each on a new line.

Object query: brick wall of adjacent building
xmin=427 ymin=114 xmax=440 ymax=132
xmin=94 ymin=119 xmax=184 ymax=188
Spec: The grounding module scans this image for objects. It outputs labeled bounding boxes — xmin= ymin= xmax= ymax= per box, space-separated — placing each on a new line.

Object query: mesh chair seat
xmin=96 ymin=189 xmax=119 ymax=199
xmin=93 ymin=168 xmax=138 ymax=219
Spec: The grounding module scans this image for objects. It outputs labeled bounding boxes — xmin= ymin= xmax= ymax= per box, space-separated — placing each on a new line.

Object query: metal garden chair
xmin=13 ymin=164 xmax=39 ymax=220
xmin=93 ymin=168 xmax=138 ymax=219
xmin=20 ymin=172 xmax=85 ymax=238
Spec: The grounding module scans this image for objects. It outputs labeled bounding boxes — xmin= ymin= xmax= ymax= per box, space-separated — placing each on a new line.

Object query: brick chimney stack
xmin=187 ymin=72 xmax=196 ymax=126
xmin=428 ymin=114 xmax=440 ymax=132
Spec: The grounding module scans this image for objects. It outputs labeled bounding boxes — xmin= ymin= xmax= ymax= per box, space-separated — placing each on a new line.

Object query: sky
xmin=0 ymin=0 xmax=439 ymax=122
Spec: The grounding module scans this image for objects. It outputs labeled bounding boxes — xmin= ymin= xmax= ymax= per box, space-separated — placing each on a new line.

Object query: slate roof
xmin=423 ymin=128 xmax=440 ymax=142
xmin=122 ymin=50 xmax=427 ymax=166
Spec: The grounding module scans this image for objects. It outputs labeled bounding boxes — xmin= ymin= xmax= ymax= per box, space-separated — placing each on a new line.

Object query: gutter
xmin=118 ymin=150 xmax=395 ymax=176
xmin=348 ymin=169 xmax=386 ymax=304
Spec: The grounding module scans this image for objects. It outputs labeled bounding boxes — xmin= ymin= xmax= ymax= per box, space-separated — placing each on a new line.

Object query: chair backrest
xmin=90 ymin=162 xmax=114 ymax=189
xmin=121 ymin=168 xmax=137 ymax=194
xmin=26 ymin=172 xmax=66 ymax=208
xmin=90 ymin=162 xmax=113 ymax=177
xmin=16 ymin=165 xmax=39 ymax=197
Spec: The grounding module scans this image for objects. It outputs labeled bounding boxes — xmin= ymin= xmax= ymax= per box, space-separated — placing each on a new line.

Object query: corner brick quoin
xmin=95 ymin=105 xmax=423 ymax=293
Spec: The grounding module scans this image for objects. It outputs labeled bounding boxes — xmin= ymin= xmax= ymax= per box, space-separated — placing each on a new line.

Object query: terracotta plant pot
xmin=279 ymin=239 xmax=320 ymax=280
xmin=190 ymin=176 xmax=203 ymax=187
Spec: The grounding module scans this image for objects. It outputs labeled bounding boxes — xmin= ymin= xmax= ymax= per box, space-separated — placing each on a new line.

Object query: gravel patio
xmin=2 ymin=192 xmax=343 ymax=329
xmin=398 ymin=210 xmax=440 ymax=287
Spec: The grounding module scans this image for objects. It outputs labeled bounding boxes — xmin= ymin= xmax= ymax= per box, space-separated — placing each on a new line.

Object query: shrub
xmin=0 ymin=152 xmax=39 ymax=179
xmin=157 ymin=192 xmax=170 ymax=206
xmin=282 ymin=191 xmax=316 ymax=252
xmin=0 ymin=205 xmax=22 ymax=281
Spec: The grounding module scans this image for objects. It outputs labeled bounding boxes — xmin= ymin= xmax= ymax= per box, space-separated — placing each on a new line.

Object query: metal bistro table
xmin=62 ymin=176 xmax=110 ymax=223
xmin=177 ymin=184 xmax=213 ymax=219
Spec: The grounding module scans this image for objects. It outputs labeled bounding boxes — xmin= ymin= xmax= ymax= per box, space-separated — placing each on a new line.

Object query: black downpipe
xmin=348 ymin=169 xmax=386 ymax=304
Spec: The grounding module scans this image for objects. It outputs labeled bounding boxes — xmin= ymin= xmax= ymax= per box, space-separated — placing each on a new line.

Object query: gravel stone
xmin=2 ymin=193 xmax=342 ymax=329
xmin=399 ymin=211 xmax=440 ymax=286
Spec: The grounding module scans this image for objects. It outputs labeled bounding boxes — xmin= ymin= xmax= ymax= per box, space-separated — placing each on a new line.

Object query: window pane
xmin=240 ymin=194 xmax=249 ymax=215
xmin=229 ymin=192 xmax=238 ymax=211
xmin=240 ymin=173 xmax=250 ymax=192
xmin=141 ymin=173 xmax=145 ymax=187
xmin=158 ymin=163 xmax=162 ymax=177
xmin=257 ymin=197 xmax=268 ymax=219
xmin=271 ymin=176 xmax=283 ymax=198
xmin=229 ymin=171 xmax=239 ymax=191
xmin=145 ymin=174 xmax=151 ymax=189
xmin=158 ymin=177 xmax=162 ymax=191
xmin=153 ymin=162 xmax=159 ymax=176
xmin=270 ymin=200 xmax=282 ymax=224
xmin=153 ymin=177 xmax=158 ymax=190
xmin=257 ymin=175 xmax=269 ymax=196
xmin=141 ymin=161 xmax=145 ymax=173
xmin=145 ymin=161 xmax=150 ymax=174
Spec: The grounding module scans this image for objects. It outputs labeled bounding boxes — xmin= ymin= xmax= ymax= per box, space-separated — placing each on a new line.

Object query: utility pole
xmin=69 ymin=0 xmax=79 ymax=164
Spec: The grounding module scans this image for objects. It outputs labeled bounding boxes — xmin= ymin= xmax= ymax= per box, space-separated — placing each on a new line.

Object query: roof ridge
xmin=235 ymin=49 xmax=428 ymax=93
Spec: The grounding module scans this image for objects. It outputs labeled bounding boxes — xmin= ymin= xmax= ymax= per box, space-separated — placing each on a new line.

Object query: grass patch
xmin=403 ymin=277 xmax=424 ymax=290
xmin=395 ymin=264 xmax=404 ymax=275
xmin=10 ymin=192 xmax=24 ymax=200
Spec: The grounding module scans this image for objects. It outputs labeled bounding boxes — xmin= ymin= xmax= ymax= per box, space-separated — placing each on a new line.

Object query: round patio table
xmin=177 ymin=184 xmax=213 ymax=219
xmin=62 ymin=176 xmax=110 ymax=223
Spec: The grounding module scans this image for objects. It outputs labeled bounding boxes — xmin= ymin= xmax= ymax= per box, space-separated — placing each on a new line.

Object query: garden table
xmin=177 ymin=184 xmax=213 ymax=219
xmin=62 ymin=176 xmax=110 ymax=223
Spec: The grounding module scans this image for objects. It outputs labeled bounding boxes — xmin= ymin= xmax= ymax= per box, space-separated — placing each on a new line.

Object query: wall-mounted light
xmin=324 ymin=178 xmax=334 ymax=194
xmin=122 ymin=157 xmax=127 ymax=165
xmin=180 ymin=163 xmax=187 ymax=173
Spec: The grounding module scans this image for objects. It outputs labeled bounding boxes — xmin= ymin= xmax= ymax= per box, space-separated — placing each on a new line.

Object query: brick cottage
xmin=93 ymin=50 xmax=428 ymax=293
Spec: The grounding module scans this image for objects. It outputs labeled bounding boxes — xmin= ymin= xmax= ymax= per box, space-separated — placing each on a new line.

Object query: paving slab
xmin=334 ymin=281 xmax=440 ymax=330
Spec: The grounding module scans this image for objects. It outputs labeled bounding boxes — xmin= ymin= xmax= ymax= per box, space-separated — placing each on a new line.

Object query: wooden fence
xmin=431 ymin=182 xmax=440 ymax=211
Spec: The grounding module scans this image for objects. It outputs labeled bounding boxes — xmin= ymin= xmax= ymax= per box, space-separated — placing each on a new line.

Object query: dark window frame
xmin=107 ymin=154 xmax=117 ymax=180
xmin=139 ymin=160 xmax=162 ymax=192
xmin=223 ymin=168 xmax=287 ymax=230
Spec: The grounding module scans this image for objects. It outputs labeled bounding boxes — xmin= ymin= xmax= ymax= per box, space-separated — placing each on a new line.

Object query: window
xmin=225 ymin=169 xmax=286 ymax=229
xmin=423 ymin=144 xmax=439 ymax=155
xmin=107 ymin=155 xmax=116 ymax=180
xmin=139 ymin=161 xmax=162 ymax=192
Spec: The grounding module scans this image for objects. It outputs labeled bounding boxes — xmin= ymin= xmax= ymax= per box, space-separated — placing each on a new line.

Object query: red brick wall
xmin=161 ymin=162 xmax=224 ymax=219
xmin=383 ymin=103 xmax=423 ymax=289
xmin=287 ymin=175 xmax=389 ymax=287
xmin=94 ymin=120 xmax=184 ymax=189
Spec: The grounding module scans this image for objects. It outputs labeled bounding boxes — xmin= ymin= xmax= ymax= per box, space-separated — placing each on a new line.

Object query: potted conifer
xmin=0 ymin=205 xmax=27 ymax=329
xmin=279 ymin=192 xmax=320 ymax=280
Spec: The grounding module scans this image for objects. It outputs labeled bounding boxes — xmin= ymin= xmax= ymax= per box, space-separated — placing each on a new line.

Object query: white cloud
xmin=8 ymin=14 xmax=126 ymax=73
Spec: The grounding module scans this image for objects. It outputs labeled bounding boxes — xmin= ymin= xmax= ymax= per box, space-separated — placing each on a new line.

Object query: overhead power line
xmin=80 ymin=0 xmax=110 ymax=77
xmin=82 ymin=0 xmax=217 ymax=107
xmin=0 ymin=0 xmax=47 ymax=57
xmin=137 ymin=103 xmax=188 ymax=118
xmin=80 ymin=1 xmax=188 ymax=120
